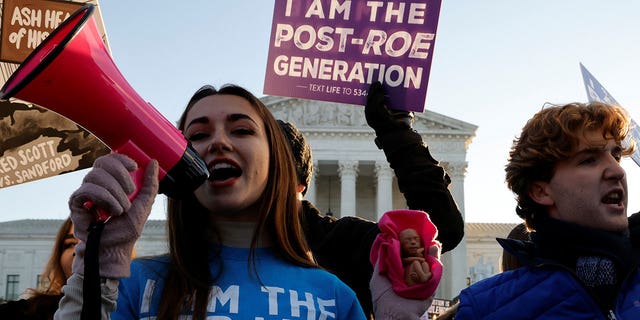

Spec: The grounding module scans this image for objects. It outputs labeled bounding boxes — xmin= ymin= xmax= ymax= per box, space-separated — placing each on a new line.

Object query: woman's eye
xmin=187 ymin=132 xmax=208 ymax=141
xmin=233 ymin=128 xmax=254 ymax=135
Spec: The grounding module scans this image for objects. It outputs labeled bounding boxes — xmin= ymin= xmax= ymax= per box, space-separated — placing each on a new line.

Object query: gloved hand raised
xmin=365 ymin=81 xmax=414 ymax=137
xmin=370 ymin=245 xmax=440 ymax=319
xmin=69 ymin=153 xmax=159 ymax=279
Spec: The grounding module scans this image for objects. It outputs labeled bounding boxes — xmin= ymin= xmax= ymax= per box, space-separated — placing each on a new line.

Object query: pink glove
xmin=69 ymin=153 xmax=159 ymax=279
xmin=370 ymin=245 xmax=440 ymax=319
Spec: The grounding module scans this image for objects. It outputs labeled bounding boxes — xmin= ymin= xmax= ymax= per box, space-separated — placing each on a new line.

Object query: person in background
xmin=498 ymin=222 xmax=530 ymax=272
xmin=0 ymin=218 xmax=77 ymax=320
xmin=55 ymin=84 xmax=366 ymax=319
xmin=278 ymin=81 xmax=465 ymax=319
xmin=456 ymin=102 xmax=640 ymax=319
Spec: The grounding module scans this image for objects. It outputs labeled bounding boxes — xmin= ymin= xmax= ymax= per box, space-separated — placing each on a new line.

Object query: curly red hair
xmin=505 ymin=102 xmax=635 ymax=228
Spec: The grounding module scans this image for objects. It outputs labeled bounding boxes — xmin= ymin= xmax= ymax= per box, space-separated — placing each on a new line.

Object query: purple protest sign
xmin=264 ymin=0 xmax=442 ymax=112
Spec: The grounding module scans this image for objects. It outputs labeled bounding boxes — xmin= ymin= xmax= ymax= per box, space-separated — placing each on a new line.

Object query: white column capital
xmin=374 ymin=161 xmax=394 ymax=179
xmin=338 ymin=160 xmax=359 ymax=178
xmin=442 ymin=161 xmax=468 ymax=178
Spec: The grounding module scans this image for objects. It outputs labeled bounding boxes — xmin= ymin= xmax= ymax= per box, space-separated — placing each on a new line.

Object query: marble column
xmin=305 ymin=160 xmax=318 ymax=204
xmin=374 ymin=161 xmax=394 ymax=220
xmin=28 ymin=249 xmax=36 ymax=291
xmin=440 ymin=160 xmax=469 ymax=300
xmin=338 ymin=160 xmax=358 ymax=217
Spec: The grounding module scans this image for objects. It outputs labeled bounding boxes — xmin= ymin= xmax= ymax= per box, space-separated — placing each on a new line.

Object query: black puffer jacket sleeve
xmin=302 ymin=201 xmax=379 ymax=319
xmin=376 ymin=128 xmax=465 ymax=253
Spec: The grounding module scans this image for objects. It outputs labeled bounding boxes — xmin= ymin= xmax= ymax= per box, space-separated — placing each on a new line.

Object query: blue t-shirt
xmin=113 ymin=246 xmax=366 ymax=320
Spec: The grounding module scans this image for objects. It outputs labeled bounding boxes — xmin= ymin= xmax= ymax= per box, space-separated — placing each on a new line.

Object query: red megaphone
xmin=0 ymin=4 xmax=208 ymax=201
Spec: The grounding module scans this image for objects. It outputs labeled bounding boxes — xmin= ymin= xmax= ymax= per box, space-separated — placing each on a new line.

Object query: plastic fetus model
xmin=399 ymin=228 xmax=431 ymax=286
xmin=370 ymin=209 xmax=442 ymax=299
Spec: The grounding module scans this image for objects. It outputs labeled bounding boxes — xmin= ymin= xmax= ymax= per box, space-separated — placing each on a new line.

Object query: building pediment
xmin=261 ymin=96 xmax=477 ymax=138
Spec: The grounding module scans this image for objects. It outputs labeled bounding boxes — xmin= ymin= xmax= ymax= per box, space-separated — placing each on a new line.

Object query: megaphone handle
xmin=79 ymin=165 xmax=144 ymax=320
xmin=83 ymin=168 xmax=144 ymax=222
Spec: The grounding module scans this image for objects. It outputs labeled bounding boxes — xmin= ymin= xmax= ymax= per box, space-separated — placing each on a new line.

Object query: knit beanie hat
xmin=507 ymin=223 xmax=530 ymax=241
xmin=277 ymin=120 xmax=313 ymax=195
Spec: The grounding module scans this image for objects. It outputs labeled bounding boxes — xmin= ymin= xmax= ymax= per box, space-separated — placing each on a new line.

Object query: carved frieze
xmin=264 ymin=97 xmax=477 ymax=140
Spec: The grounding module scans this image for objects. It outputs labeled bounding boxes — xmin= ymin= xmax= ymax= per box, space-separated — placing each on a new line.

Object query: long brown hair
xmin=25 ymin=218 xmax=73 ymax=297
xmin=157 ymin=84 xmax=316 ymax=320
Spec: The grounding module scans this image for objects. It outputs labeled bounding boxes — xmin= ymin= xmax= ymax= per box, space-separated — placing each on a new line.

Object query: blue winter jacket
xmin=456 ymin=250 xmax=640 ymax=319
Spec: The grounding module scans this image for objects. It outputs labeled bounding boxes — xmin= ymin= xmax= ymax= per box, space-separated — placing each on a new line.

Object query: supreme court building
xmin=0 ymin=97 xmax=482 ymax=302
xmin=264 ymin=97 xmax=477 ymax=299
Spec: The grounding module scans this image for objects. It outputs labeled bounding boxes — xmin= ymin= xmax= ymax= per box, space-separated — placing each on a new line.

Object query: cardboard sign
xmin=0 ymin=0 xmax=110 ymax=189
xmin=427 ymin=297 xmax=452 ymax=317
xmin=0 ymin=101 xmax=109 ymax=188
xmin=0 ymin=0 xmax=83 ymax=63
xmin=580 ymin=62 xmax=640 ymax=166
xmin=264 ymin=0 xmax=442 ymax=112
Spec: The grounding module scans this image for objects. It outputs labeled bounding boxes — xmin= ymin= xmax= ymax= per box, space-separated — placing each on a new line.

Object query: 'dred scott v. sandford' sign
xmin=264 ymin=0 xmax=442 ymax=112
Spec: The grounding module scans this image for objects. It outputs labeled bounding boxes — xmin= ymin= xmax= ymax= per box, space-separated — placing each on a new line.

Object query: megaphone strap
xmin=81 ymin=220 xmax=105 ymax=320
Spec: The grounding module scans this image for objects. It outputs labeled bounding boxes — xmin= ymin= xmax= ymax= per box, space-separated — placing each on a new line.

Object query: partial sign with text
xmin=264 ymin=0 xmax=442 ymax=112
xmin=0 ymin=0 xmax=83 ymax=63
xmin=0 ymin=0 xmax=110 ymax=189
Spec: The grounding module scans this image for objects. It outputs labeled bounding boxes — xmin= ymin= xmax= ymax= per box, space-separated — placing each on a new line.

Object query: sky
xmin=1 ymin=0 xmax=640 ymax=224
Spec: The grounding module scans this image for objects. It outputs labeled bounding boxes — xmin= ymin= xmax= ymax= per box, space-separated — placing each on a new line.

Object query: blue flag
xmin=580 ymin=63 xmax=640 ymax=166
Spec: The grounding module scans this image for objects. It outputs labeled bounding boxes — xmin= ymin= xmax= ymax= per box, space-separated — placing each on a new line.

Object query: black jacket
xmin=301 ymin=127 xmax=465 ymax=318
xmin=0 ymin=294 xmax=62 ymax=320
xmin=377 ymin=128 xmax=464 ymax=253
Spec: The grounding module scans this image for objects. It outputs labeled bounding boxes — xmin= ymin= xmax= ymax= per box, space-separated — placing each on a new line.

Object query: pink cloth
xmin=370 ymin=209 xmax=443 ymax=299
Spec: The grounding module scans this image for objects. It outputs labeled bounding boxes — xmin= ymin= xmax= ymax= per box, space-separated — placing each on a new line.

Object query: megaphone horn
xmin=0 ymin=4 xmax=208 ymax=199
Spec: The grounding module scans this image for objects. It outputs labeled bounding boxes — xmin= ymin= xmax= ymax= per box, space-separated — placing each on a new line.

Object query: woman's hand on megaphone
xmin=69 ymin=153 xmax=159 ymax=279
